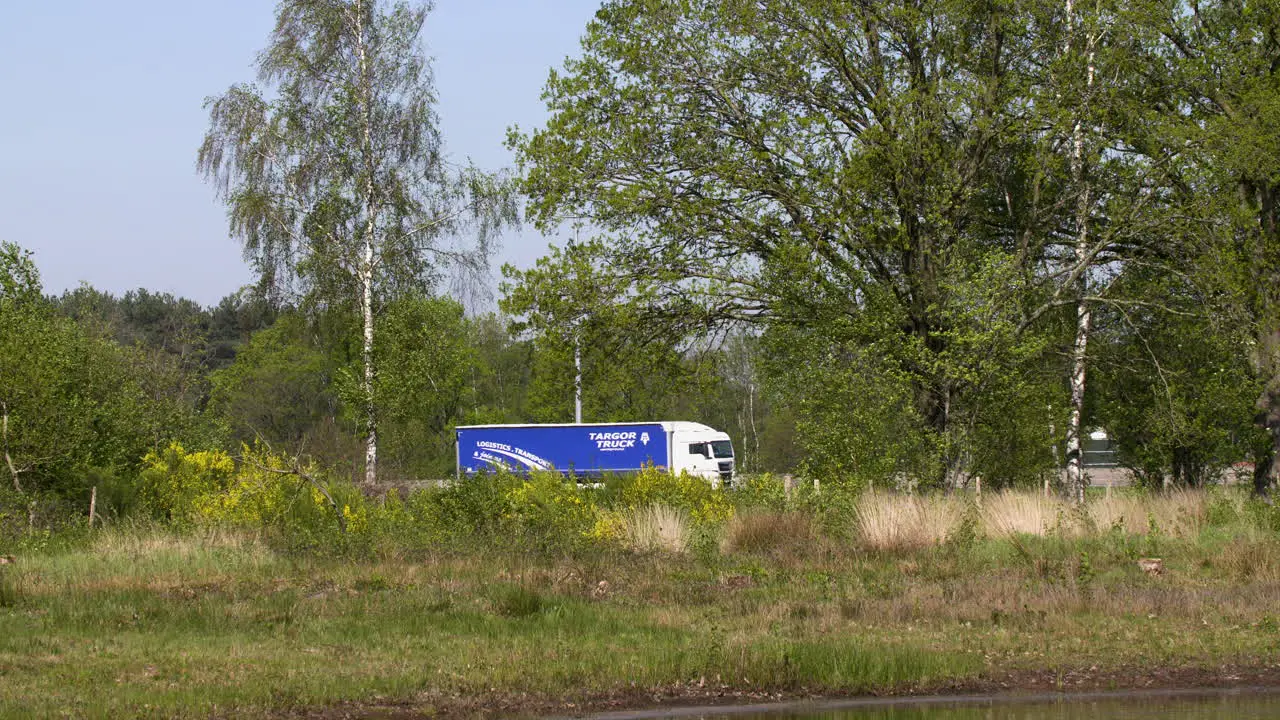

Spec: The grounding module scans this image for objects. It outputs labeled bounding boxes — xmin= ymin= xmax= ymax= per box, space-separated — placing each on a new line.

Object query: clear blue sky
xmin=0 ymin=0 xmax=600 ymax=306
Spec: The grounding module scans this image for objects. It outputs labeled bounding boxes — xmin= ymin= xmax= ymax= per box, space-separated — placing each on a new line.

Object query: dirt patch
xmin=278 ymin=662 xmax=1280 ymax=719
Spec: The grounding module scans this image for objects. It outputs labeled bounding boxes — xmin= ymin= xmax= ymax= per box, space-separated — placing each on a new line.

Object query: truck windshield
xmin=710 ymin=441 xmax=733 ymax=458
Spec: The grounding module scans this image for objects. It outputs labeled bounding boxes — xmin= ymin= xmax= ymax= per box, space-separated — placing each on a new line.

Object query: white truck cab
xmin=663 ymin=421 xmax=735 ymax=486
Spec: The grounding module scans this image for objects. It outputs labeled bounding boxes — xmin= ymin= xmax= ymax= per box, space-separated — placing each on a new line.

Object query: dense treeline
xmin=511 ymin=0 xmax=1280 ymax=497
xmin=3 ymin=0 xmax=1278 ymax=515
xmin=0 ymin=240 xmax=796 ymax=507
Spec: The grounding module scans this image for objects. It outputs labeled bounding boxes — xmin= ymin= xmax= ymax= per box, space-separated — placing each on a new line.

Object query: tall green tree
xmin=199 ymin=0 xmax=516 ymax=484
xmin=463 ymin=312 xmax=533 ymax=425
xmin=1092 ymin=267 xmax=1258 ymax=487
xmin=502 ymin=239 xmax=704 ymax=424
xmin=1128 ymin=0 xmax=1280 ymax=494
xmin=207 ymin=314 xmax=339 ymax=451
xmin=0 ymin=244 xmax=160 ymax=495
xmin=514 ymin=0 xmax=1186 ymax=490
xmin=373 ymin=294 xmax=474 ymax=477
xmin=513 ymin=0 xmax=1098 ymax=486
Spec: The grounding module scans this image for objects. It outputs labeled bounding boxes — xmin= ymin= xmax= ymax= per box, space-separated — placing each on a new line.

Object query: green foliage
xmin=501 ymin=240 xmax=705 ymax=425
xmin=0 ymin=486 xmax=84 ymax=552
xmin=512 ymin=0 xmax=1116 ymax=489
xmin=135 ymin=442 xmax=348 ymax=543
xmin=463 ymin=313 xmax=533 ymax=425
xmin=373 ymin=294 xmax=474 ymax=478
xmin=1093 ymin=269 xmax=1261 ymax=487
xmin=731 ymin=474 xmax=788 ymax=511
xmin=499 ymin=471 xmax=597 ymax=550
xmin=601 ymin=466 xmax=734 ymax=526
xmin=208 ymin=315 xmax=339 ymax=449
xmin=0 ymin=242 xmax=40 ymax=304
xmin=0 ymin=246 xmax=170 ymax=497
xmin=761 ymin=327 xmax=934 ymax=490
xmin=422 ymin=472 xmax=519 ymax=539
xmin=200 ymin=0 xmax=517 ymax=483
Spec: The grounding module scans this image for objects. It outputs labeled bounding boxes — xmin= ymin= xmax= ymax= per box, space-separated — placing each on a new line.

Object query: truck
xmin=455 ymin=421 xmax=735 ymax=486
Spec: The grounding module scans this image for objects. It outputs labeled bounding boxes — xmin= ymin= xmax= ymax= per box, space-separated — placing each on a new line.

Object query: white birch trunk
xmin=574 ymin=334 xmax=582 ymax=423
xmin=1047 ymin=406 xmax=1059 ymax=497
xmin=355 ymin=0 xmax=378 ymax=486
xmin=1065 ymin=301 xmax=1091 ymax=504
xmin=1062 ymin=0 xmax=1096 ymax=505
xmin=2 ymin=402 xmax=21 ymax=493
xmin=361 ymin=248 xmax=377 ymax=486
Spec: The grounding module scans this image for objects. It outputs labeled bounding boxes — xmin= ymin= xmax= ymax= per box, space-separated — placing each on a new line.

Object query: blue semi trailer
xmin=455 ymin=422 xmax=735 ymax=486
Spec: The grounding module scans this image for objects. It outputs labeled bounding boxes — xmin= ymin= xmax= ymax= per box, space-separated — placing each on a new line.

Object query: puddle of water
xmin=738 ymin=692 xmax=1280 ymax=719
xmin=585 ymin=688 xmax=1280 ymax=720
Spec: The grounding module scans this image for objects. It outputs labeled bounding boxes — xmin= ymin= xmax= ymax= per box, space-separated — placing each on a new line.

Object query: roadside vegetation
xmin=5 ymin=0 xmax=1280 ymax=716
xmin=5 ymin=466 xmax=1280 ymax=718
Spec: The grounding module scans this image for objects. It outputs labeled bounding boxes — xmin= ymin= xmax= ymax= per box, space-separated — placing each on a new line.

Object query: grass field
xmin=3 ymin=487 xmax=1280 ymax=718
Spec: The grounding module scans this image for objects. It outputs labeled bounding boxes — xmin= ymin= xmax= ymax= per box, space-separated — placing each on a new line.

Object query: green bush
xmin=789 ymin=481 xmax=861 ymax=539
xmin=1205 ymin=488 xmax=1243 ymax=528
xmin=421 ymin=471 xmax=520 ymax=539
xmin=500 ymin=470 xmax=597 ymax=551
xmin=0 ymin=487 xmax=86 ymax=552
xmin=732 ymin=473 xmax=788 ymax=511
xmin=600 ymin=465 xmax=734 ymax=525
xmin=135 ymin=442 xmax=349 ymax=544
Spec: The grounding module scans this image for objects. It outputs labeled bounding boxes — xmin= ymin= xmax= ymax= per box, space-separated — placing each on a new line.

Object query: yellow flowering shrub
xmin=138 ymin=443 xmax=235 ymax=524
xmin=586 ymin=509 xmax=627 ymax=544
xmin=614 ymin=465 xmax=735 ymax=525
xmin=191 ymin=444 xmax=305 ymax=526
xmin=341 ymin=503 xmax=370 ymax=534
xmin=502 ymin=470 xmax=597 ymax=547
xmin=139 ymin=443 xmax=341 ymax=532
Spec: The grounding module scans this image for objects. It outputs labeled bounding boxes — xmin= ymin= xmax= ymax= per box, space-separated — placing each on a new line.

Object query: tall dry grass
xmin=980 ymin=489 xmax=1206 ymax=539
xmin=721 ymin=510 xmax=815 ymax=555
xmin=851 ymin=489 xmax=1209 ymax=550
xmin=20 ymin=524 xmax=277 ymax=592
xmin=90 ymin=523 xmax=269 ymax=560
xmin=979 ymin=491 xmax=1060 ymax=537
xmin=624 ymin=504 xmax=690 ymax=554
xmin=1087 ymin=490 xmax=1205 ymax=536
xmin=855 ymin=492 xmax=965 ymax=550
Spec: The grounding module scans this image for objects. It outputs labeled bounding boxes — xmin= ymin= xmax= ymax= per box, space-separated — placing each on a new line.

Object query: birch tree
xmin=1060 ymin=0 xmax=1101 ymax=504
xmin=199 ymin=0 xmax=515 ymax=484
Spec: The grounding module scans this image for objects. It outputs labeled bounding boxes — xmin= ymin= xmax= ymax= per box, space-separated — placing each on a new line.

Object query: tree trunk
xmin=748 ymin=378 xmax=760 ymax=471
xmin=574 ymin=333 xmax=582 ymax=423
xmin=1062 ymin=0 xmax=1096 ymax=506
xmin=1047 ymin=406 xmax=1059 ymax=497
xmin=355 ymin=0 xmax=378 ymax=487
xmin=2 ymin=401 xmax=21 ymax=493
xmin=1065 ymin=301 xmax=1091 ymax=504
xmin=1253 ymin=372 xmax=1280 ymax=497
xmin=1248 ymin=180 xmax=1280 ymax=497
xmin=916 ymin=377 xmax=952 ymax=487
xmin=361 ymin=249 xmax=377 ymax=486
xmin=1253 ymin=426 xmax=1278 ymax=498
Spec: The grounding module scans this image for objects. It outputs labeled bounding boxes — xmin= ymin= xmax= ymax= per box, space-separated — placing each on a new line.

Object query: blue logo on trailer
xmin=457 ymin=424 xmax=668 ymax=477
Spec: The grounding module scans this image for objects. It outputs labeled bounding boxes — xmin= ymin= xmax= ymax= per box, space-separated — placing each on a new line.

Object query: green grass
xmin=0 ymin=535 xmax=973 ymax=717
xmin=4 ymin=488 xmax=1280 ymax=717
